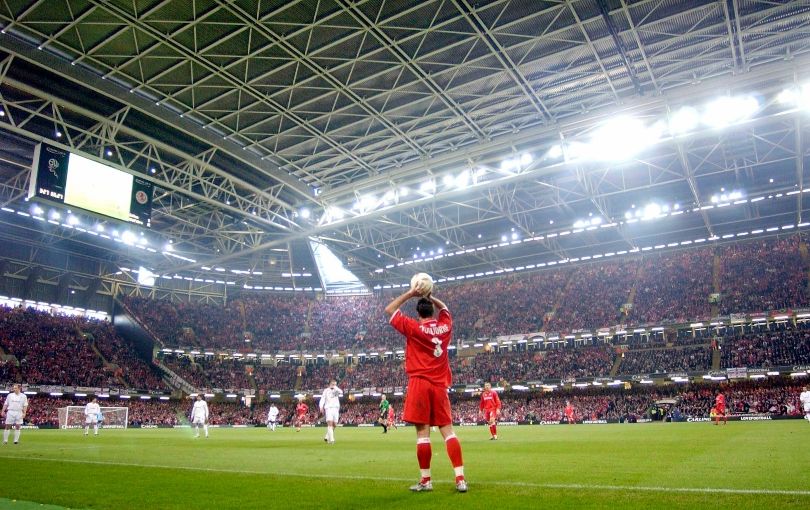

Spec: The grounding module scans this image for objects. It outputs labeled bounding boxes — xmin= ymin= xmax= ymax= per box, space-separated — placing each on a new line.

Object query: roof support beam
xmin=675 ymin=140 xmax=714 ymax=238
xmin=595 ymin=0 xmax=644 ymax=96
xmin=87 ymin=0 xmax=377 ymax=178
xmin=451 ymin=0 xmax=553 ymax=121
xmin=335 ymin=0 xmax=487 ymax=140
xmin=214 ymin=0 xmax=426 ymax=158
xmin=0 ymin=75 xmax=297 ymax=230
xmin=0 ymin=32 xmax=315 ymax=202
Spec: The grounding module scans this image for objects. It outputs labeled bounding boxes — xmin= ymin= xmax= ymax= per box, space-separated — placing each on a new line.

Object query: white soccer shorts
xmin=192 ymin=416 xmax=206 ymax=425
xmin=4 ymin=410 xmax=23 ymax=426
xmin=324 ymin=408 xmax=339 ymax=423
xmin=85 ymin=415 xmax=98 ymax=425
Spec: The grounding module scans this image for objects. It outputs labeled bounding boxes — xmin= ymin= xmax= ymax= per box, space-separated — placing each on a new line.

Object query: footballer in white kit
xmin=267 ymin=403 xmax=279 ymax=431
xmin=800 ymin=385 xmax=810 ymax=423
xmin=84 ymin=398 xmax=102 ymax=436
xmin=319 ymin=380 xmax=343 ymax=444
xmin=3 ymin=384 xmax=29 ymax=445
xmin=190 ymin=395 xmax=209 ymax=438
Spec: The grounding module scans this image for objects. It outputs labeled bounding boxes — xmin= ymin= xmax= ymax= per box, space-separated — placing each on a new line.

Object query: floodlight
xmin=702 ymin=96 xmax=759 ymax=128
xmin=299 ymin=208 xmax=311 ymax=219
xmin=419 ymin=180 xmax=435 ymax=194
xmin=669 ymin=106 xmax=700 ymax=135
xmin=120 ymin=231 xmax=135 ymax=244
xmin=548 ymin=145 xmax=563 ymax=159
xmin=643 ymin=203 xmax=661 ymax=219
xmin=564 ymin=141 xmax=590 ymax=161
xmin=456 ymin=170 xmax=470 ymax=188
xmin=326 ymin=206 xmax=344 ymax=221
xmin=588 ymin=116 xmax=657 ymax=161
xmin=778 ymin=85 xmax=810 ymax=109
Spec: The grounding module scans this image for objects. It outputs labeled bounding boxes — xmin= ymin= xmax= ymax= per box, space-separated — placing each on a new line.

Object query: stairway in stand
xmin=711 ymin=252 xmax=722 ymax=317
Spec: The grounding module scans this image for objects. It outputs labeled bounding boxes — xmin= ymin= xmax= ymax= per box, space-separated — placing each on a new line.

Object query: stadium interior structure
xmin=2 ymin=0 xmax=810 ymax=427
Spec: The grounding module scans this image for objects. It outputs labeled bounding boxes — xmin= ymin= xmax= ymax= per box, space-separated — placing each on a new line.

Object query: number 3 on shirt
xmin=431 ymin=337 xmax=443 ymax=357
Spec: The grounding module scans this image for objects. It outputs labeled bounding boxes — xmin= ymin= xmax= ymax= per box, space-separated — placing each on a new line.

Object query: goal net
xmin=57 ymin=406 xmax=129 ymax=429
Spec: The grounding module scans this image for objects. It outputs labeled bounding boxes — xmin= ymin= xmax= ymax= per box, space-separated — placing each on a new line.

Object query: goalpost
xmin=57 ymin=406 xmax=129 ymax=429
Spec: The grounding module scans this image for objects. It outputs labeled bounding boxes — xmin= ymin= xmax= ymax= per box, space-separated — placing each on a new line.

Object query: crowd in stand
xmin=440 ymin=271 xmax=571 ymax=340
xmin=122 ymin=235 xmax=810 ymax=354
xmin=0 ymin=307 xmax=114 ymax=387
xmin=720 ymin=328 xmax=810 ymax=368
xmin=718 ymin=237 xmax=808 ymax=314
xmin=124 ymin=294 xmax=311 ymax=352
xmin=632 ymin=250 xmax=713 ymax=324
xmin=451 ymin=346 xmax=615 ymax=384
xmin=549 ymin=262 xmax=636 ymax=331
xmin=4 ymin=235 xmax=810 ymax=402
xmin=253 ymin=364 xmax=299 ymax=391
xmin=159 ymin=355 xmax=253 ymax=390
xmin=83 ymin=320 xmax=167 ymax=390
xmin=618 ymin=346 xmax=713 ymax=375
xmin=0 ymin=306 xmax=166 ymax=390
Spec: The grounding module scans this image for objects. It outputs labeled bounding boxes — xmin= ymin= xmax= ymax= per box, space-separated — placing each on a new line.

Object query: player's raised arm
xmin=428 ymin=294 xmax=448 ymax=312
xmin=384 ymin=288 xmax=420 ymax=316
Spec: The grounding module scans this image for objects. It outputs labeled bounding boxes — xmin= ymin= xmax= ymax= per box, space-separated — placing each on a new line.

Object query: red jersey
xmin=296 ymin=402 xmax=308 ymax=416
xmin=389 ymin=308 xmax=453 ymax=387
xmin=715 ymin=394 xmax=725 ymax=407
xmin=565 ymin=404 xmax=574 ymax=417
xmin=388 ymin=407 xmax=395 ymax=420
xmin=479 ymin=390 xmax=501 ymax=412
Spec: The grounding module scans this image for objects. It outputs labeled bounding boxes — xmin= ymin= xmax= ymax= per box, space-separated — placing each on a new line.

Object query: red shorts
xmin=404 ymin=376 xmax=453 ymax=426
xmin=484 ymin=409 xmax=498 ymax=422
xmin=715 ymin=404 xmax=726 ymax=414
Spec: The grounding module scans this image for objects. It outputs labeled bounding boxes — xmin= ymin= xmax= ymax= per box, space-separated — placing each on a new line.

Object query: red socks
xmin=489 ymin=424 xmax=497 ymax=436
xmin=445 ymin=434 xmax=464 ymax=468
xmin=417 ymin=434 xmax=465 ymax=482
xmin=416 ymin=438 xmax=432 ymax=474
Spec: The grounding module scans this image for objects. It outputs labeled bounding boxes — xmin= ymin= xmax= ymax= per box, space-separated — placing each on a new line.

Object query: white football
xmin=410 ymin=272 xmax=434 ymax=296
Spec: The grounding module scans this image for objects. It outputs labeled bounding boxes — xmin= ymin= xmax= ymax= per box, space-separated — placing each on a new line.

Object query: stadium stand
xmin=122 ymin=236 xmax=810 ymax=354
xmin=0 ymin=305 xmax=165 ymax=390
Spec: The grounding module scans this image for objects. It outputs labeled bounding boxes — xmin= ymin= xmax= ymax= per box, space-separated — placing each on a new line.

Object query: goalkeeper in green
xmin=379 ymin=394 xmax=390 ymax=433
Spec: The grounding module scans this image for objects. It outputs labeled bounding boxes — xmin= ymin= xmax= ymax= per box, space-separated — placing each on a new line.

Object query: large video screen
xmin=28 ymin=143 xmax=153 ymax=227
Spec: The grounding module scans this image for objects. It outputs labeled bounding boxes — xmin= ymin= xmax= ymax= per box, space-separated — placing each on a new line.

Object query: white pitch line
xmin=1 ymin=455 xmax=808 ymax=497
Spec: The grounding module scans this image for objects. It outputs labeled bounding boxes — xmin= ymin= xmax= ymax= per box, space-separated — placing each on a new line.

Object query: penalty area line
xmin=1 ymin=455 xmax=808 ymax=497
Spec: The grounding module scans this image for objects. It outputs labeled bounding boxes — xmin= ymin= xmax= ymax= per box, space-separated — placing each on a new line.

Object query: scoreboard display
xmin=28 ymin=143 xmax=153 ymax=227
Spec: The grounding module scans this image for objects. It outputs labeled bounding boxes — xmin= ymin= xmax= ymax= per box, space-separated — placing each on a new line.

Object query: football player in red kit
xmin=295 ymin=400 xmax=309 ymax=432
xmin=714 ymin=392 xmax=727 ymax=425
xmin=385 ymin=286 xmax=467 ymax=493
xmin=479 ymin=382 xmax=501 ymax=440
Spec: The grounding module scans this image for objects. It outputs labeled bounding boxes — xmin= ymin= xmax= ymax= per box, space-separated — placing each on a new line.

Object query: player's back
xmin=392 ymin=309 xmax=453 ymax=386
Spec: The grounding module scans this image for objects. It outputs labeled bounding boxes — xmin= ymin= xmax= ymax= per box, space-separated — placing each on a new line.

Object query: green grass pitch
xmin=0 ymin=421 xmax=808 ymax=509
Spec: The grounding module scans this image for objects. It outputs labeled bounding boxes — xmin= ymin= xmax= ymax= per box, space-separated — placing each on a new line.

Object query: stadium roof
xmin=1 ymin=0 xmax=809 ymax=296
